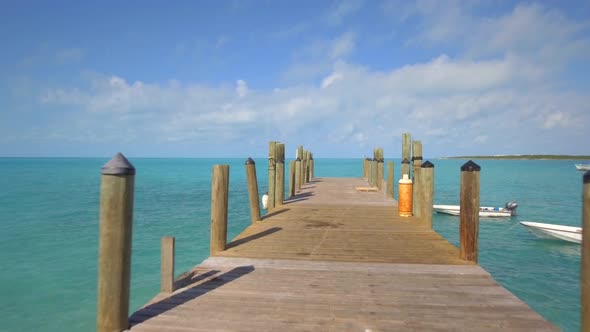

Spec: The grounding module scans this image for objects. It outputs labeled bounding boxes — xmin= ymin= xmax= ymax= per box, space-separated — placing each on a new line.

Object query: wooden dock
xmin=127 ymin=177 xmax=557 ymax=331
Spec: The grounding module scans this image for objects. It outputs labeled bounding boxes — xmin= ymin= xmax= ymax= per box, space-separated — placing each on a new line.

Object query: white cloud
xmin=38 ymin=51 xmax=590 ymax=156
xmin=321 ymin=72 xmax=343 ymax=88
xmin=236 ymin=80 xmax=248 ymax=97
xmin=325 ymin=0 xmax=364 ymax=25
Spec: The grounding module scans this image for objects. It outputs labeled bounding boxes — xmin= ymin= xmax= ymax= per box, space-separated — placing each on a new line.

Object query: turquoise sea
xmin=0 ymin=157 xmax=584 ymax=331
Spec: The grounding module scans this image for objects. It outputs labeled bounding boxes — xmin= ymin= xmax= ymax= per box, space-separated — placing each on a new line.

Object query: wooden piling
xmin=289 ymin=160 xmax=296 ymax=198
xmin=160 ymin=236 xmax=175 ymax=293
xmin=413 ymin=166 xmax=422 ymax=217
xmin=402 ymin=133 xmax=411 ymax=176
xmin=401 ymin=158 xmax=410 ymax=178
xmin=97 ymin=153 xmax=135 ymax=332
xmin=377 ymin=159 xmax=384 ymax=190
xmin=297 ymin=146 xmax=304 ymax=189
xmin=459 ymin=160 xmax=480 ymax=262
xmin=210 ymin=164 xmax=229 ymax=255
xmin=245 ymin=158 xmax=261 ymax=223
xmin=267 ymin=142 xmax=277 ymax=211
xmin=309 ymin=154 xmax=314 ymax=180
xmin=420 ymin=161 xmax=435 ymax=228
xmin=295 ymin=158 xmax=302 ymax=192
xmin=387 ymin=161 xmax=394 ymax=199
xmin=582 ymin=171 xmax=590 ymax=330
xmin=412 ymin=141 xmax=422 ymax=206
xmin=275 ymin=144 xmax=285 ymax=207
xmin=371 ymin=159 xmax=377 ymax=187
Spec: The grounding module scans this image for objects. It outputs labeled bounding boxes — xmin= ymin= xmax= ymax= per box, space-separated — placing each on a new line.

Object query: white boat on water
xmin=520 ymin=221 xmax=582 ymax=244
xmin=575 ymin=163 xmax=590 ymax=171
xmin=433 ymin=201 xmax=518 ymax=217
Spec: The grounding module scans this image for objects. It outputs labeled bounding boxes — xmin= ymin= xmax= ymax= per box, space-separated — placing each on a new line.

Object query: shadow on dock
xmin=284 ymin=191 xmax=314 ymax=204
xmin=226 ymin=227 xmax=282 ymax=249
xmin=129 ymin=265 xmax=255 ymax=327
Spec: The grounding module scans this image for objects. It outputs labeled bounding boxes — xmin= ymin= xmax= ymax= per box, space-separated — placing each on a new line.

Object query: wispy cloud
xmin=325 ymin=0 xmax=364 ymax=25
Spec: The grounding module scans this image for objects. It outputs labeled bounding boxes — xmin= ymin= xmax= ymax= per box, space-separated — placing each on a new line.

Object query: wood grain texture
xmin=129 ymin=177 xmax=556 ymax=331
xmin=460 ymin=170 xmax=480 ymax=262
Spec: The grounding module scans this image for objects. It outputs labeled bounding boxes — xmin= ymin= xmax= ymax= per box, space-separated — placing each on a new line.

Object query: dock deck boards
xmin=128 ymin=177 xmax=557 ymax=331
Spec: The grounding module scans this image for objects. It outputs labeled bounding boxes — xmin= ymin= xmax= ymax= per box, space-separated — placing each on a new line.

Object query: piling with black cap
xmin=402 ymin=132 xmax=411 ymax=176
xmin=267 ymin=141 xmax=277 ymax=211
xmin=420 ymin=161 xmax=435 ymax=228
xmin=275 ymin=143 xmax=285 ymax=207
xmin=401 ymin=158 xmax=411 ymax=179
xmin=245 ymin=158 xmax=261 ymax=223
xmin=582 ymin=171 xmax=590 ymax=330
xmin=97 ymin=153 xmax=135 ymax=332
xmin=210 ymin=164 xmax=229 ymax=254
xmin=460 ymin=160 xmax=480 ymax=262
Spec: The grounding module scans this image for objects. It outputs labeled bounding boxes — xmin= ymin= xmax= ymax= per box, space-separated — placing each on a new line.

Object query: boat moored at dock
xmin=520 ymin=221 xmax=582 ymax=244
xmin=433 ymin=201 xmax=518 ymax=217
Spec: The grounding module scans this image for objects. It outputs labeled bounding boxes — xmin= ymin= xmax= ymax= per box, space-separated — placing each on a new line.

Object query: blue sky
xmin=1 ymin=0 xmax=590 ymax=158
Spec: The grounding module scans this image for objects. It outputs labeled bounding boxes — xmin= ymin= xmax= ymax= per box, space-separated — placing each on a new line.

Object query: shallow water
xmin=0 ymin=157 xmax=583 ymax=331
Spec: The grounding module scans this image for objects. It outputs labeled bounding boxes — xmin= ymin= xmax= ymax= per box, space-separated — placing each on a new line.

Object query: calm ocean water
xmin=0 ymin=157 xmax=584 ymax=331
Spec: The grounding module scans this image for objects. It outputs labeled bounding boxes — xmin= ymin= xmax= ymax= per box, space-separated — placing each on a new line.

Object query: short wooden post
xmin=401 ymin=158 xmax=410 ymax=178
xmin=459 ymin=160 xmax=480 ymax=262
xmin=210 ymin=164 xmax=229 ymax=254
xmin=363 ymin=158 xmax=367 ymax=178
xmin=275 ymin=144 xmax=285 ymax=207
xmin=267 ymin=141 xmax=277 ymax=210
xmin=160 ymin=236 xmax=175 ymax=293
xmin=387 ymin=161 xmax=394 ymax=198
xmin=295 ymin=158 xmax=302 ymax=192
xmin=289 ymin=160 xmax=296 ymax=197
xmin=582 ymin=171 xmax=590 ymax=330
xmin=421 ymin=161 xmax=435 ymax=228
xmin=402 ymin=132 xmax=411 ymax=177
xmin=245 ymin=158 xmax=261 ymax=223
xmin=97 ymin=153 xmax=135 ymax=332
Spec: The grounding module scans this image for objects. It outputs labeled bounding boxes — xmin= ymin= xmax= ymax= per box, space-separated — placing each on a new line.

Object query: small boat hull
xmin=520 ymin=221 xmax=582 ymax=244
xmin=575 ymin=163 xmax=590 ymax=171
xmin=433 ymin=205 xmax=512 ymax=217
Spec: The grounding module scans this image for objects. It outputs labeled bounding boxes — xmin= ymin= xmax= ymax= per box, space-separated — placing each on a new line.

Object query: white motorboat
xmin=519 ymin=221 xmax=582 ymax=244
xmin=433 ymin=201 xmax=518 ymax=217
xmin=575 ymin=163 xmax=590 ymax=171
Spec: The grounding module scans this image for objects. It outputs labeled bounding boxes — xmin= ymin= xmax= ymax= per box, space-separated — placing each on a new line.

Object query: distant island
xmin=440 ymin=155 xmax=590 ymax=160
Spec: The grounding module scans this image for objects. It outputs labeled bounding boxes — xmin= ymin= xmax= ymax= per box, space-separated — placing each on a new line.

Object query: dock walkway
xmin=128 ymin=177 xmax=557 ymax=331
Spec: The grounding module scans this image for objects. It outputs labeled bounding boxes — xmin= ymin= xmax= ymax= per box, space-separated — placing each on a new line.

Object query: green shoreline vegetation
xmin=440 ymin=155 xmax=590 ymax=160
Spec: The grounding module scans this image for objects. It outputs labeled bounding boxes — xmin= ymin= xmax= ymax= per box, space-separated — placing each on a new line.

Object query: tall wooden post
xmin=267 ymin=141 xmax=277 ymax=211
xmin=401 ymin=158 xmax=410 ymax=178
xmin=97 ymin=153 xmax=135 ymax=332
xmin=387 ymin=161 xmax=394 ymax=198
xmin=582 ymin=171 xmax=590 ymax=330
xmin=295 ymin=158 xmax=302 ymax=192
xmin=275 ymin=143 xmax=285 ymax=207
xmin=289 ymin=160 xmax=296 ymax=197
xmin=245 ymin=158 xmax=261 ymax=223
xmin=363 ymin=158 xmax=367 ymax=178
xmin=413 ymin=166 xmax=422 ymax=217
xmin=377 ymin=159 xmax=384 ymax=190
xmin=420 ymin=161 xmax=435 ymax=228
xmin=160 ymin=236 xmax=175 ymax=293
xmin=459 ymin=160 xmax=480 ymax=262
xmin=210 ymin=164 xmax=229 ymax=254
xmin=412 ymin=141 xmax=423 ymax=213
xmin=402 ymin=132 xmax=411 ymax=177
xmin=309 ymin=154 xmax=314 ymax=180
xmin=371 ymin=158 xmax=377 ymax=187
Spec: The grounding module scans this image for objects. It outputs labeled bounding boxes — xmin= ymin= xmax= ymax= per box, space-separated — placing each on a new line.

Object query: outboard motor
xmin=505 ymin=201 xmax=518 ymax=216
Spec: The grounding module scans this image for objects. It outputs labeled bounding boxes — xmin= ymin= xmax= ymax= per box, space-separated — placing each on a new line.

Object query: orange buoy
xmin=398 ymin=174 xmax=413 ymax=217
